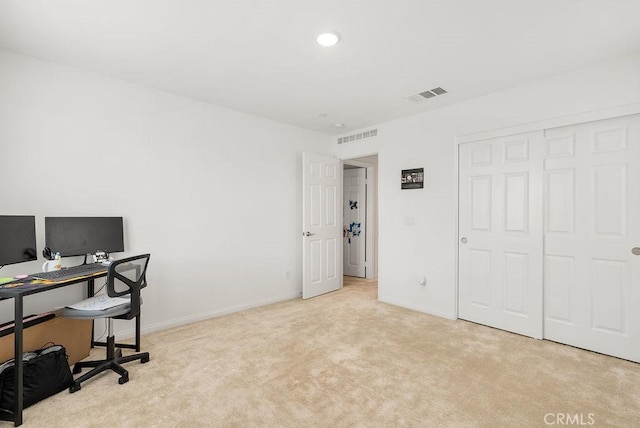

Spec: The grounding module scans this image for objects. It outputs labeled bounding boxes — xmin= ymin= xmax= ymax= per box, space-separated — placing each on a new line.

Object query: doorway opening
xmin=342 ymin=154 xmax=378 ymax=284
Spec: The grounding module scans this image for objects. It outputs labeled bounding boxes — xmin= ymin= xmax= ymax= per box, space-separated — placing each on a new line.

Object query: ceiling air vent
xmin=419 ymin=90 xmax=437 ymax=99
xmin=337 ymin=128 xmax=378 ymax=144
xmin=408 ymin=86 xmax=448 ymax=102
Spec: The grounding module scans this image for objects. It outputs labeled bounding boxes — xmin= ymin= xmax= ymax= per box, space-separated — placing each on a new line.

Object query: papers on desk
xmin=66 ymin=295 xmax=130 ymax=311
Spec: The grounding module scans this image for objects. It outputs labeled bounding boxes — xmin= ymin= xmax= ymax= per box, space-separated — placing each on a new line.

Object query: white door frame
xmin=343 ymin=167 xmax=367 ymax=278
xmin=342 ymin=156 xmax=378 ymax=279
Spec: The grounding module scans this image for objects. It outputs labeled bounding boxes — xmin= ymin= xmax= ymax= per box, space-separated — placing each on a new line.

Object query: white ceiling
xmin=1 ymin=1 xmax=639 ymax=135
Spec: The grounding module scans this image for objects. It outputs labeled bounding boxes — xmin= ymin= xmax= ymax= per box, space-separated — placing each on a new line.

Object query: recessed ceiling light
xmin=317 ymin=31 xmax=341 ymax=47
xmin=333 ymin=122 xmax=346 ymax=129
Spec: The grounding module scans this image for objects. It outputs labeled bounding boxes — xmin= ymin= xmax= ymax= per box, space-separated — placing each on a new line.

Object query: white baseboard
xmin=114 ymin=292 xmax=300 ymax=340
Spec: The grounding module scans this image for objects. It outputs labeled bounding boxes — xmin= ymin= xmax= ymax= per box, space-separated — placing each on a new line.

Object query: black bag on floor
xmin=0 ymin=344 xmax=73 ymax=417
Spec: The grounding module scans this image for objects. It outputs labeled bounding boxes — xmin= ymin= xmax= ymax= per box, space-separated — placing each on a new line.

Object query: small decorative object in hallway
xmin=343 ymin=222 xmax=361 ymax=244
xmin=401 ymin=168 xmax=424 ymax=189
xmin=349 ymin=200 xmax=358 ymax=210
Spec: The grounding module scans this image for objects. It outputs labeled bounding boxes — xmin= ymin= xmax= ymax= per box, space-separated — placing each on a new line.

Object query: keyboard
xmin=31 ymin=263 xmax=107 ymax=281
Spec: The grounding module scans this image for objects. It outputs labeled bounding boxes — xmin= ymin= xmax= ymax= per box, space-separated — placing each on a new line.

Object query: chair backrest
xmin=106 ymin=254 xmax=150 ymax=319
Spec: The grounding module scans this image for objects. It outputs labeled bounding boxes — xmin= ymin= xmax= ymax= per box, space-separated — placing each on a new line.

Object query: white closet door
xmin=544 ymin=114 xmax=640 ymax=362
xmin=458 ymin=132 xmax=544 ymax=338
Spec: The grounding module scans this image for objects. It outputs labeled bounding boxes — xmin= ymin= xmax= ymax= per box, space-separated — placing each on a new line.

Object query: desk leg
xmin=88 ymin=279 xmax=95 ymax=347
xmin=13 ymin=295 xmax=24 ymax=426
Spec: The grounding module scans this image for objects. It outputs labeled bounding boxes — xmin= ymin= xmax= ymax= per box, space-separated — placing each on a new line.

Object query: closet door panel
xmin=544 ymin=114 xmax=640 ymax=363
xmin=459 ymin=132 xmax=544 ymax=338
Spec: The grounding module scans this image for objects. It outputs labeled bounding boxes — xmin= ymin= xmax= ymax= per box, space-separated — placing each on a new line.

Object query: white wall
xmin=3 ymin=50 xmax=640 ymax=334
xmin=335 ymin=54 xmax=640 ymax=319
xmin=0 ymin=50 xmax=331 ymax=334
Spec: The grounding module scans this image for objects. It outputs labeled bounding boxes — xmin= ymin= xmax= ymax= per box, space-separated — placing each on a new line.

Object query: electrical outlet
xmin=285 ymin=270 xmax=291 ymax=280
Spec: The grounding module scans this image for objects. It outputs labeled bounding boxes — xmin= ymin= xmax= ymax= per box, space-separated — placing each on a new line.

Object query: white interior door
xmin=458 ymin=132 xmax=544 ymax=338
xmin=343 ymin=167 xmax=366 ymax=277
xmin=544 ymin=114 xmax=640 ymax=362
xmin=302 ymin=153 xmax=343 ymax=299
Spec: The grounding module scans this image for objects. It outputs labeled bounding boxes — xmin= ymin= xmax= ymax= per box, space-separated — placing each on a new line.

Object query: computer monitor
xmin=0 ymin=215 xmax=37 ymax=266
xmin=45 ymin=217 xmax=125 ymax=257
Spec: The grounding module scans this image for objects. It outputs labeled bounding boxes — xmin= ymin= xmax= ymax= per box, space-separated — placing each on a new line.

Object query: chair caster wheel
xmin=69 ymin=384 xmax=81 ymax=393
xmin=73 ymin=365 xmax=82 ymax=374
xmin=141 ymin=356 xmax=150 ymax=364
xmin=119 ymin=376 xmax=129 ymax=384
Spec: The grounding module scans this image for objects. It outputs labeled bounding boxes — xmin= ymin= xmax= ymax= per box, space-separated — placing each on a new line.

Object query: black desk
xmin=0 ymin=267 xmax=116 ymax=426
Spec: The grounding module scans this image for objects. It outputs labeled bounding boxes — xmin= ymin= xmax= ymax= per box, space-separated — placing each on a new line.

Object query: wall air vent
xmin=408 ymin=86 xmax=448 ymax=102
xmin=337 ymin=128 xmax=378 ymax=144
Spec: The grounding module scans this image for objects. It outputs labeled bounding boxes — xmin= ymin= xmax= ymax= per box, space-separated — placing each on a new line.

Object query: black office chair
xmin=63 ymin=254 xmax=151 ymax=392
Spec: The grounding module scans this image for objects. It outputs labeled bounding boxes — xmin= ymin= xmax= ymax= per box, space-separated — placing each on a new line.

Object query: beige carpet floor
xmin=10 ymin=278 xmax=640 ymax=427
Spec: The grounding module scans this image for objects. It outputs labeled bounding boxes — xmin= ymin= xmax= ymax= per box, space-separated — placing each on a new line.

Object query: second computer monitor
xmin=45 ymin=217 xmax=125 ymax=257
xmin=0 ymin=215 xmax=37 ymax=266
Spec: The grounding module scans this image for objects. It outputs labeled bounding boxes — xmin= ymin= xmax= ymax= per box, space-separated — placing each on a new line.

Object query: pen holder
xmin=42 ymin=260 xmax=62 ymax=272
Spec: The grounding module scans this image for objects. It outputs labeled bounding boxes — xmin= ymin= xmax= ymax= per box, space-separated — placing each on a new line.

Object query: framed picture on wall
xmin=401 ymin=168 xmax=424 ymax=189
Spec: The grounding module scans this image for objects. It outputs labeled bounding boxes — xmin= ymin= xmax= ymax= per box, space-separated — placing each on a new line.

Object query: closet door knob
xmin=632 ymin=247 xmax=640 ymax=255
xmin=461 ymin=237 xmax=468 ymax=244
